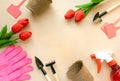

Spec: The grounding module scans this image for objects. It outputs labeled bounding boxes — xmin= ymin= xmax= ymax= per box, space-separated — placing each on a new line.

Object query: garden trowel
xmin=93 ymin=2 xmax=120 ymax=23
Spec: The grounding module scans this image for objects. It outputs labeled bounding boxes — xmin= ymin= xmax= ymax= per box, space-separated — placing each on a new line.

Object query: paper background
xmin=0 ymin=0 xmax=120 ymax=81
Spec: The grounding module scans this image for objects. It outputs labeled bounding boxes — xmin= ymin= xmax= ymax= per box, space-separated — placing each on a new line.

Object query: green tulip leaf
xmin=0 ymin=25 xmax=7 ymax=38
xmin=84 ymin=6 xmax=94 ymax=16
xmin=0 ymin=39 xmax=9 ymax=45
xmin=84 ymin=3 xmax=98 ymax=16
xmin=0 ymin=39 xmax=17 ymax=48
xmin=2 ymin=31 xmax=14 ymax=39
xmin=91 ymin=0 xmax=104 ymax=3
xmin=75 ymin=2 xmax=93 ymax=9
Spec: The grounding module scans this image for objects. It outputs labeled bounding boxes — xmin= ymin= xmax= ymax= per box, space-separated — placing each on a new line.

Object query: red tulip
xmin=64 ymin=9 xmax=75 ymax=19
xmin=75 ymin=10 xmax=84 ymax=22
xmin=19 ymin=31 xmax=32 ymax=41
xmin=12 ymin=23 xmax=24 ymax=33
xmin=18 ymin=18 xmax=29 ymax=27
xmin=11 ymin=18 xmax=29 ymax=33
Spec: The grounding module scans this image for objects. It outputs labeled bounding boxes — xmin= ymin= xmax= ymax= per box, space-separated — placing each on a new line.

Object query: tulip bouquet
xmin=64 ymin=0 xmax=104 ymax=23
xmin=0 ymin=18 xmax=32 ymax=48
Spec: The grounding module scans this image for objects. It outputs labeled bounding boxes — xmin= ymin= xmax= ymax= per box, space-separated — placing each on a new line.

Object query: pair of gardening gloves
xmin=0 ymin=45 xmax=33 ymax=81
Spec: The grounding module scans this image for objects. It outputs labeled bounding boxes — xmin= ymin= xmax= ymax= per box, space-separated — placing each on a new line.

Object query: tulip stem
xmin=14 ymin=38 xmax=20 ymax=40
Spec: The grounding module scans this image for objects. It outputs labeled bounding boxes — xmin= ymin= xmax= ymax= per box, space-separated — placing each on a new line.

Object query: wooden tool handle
xmin=54 ymin=74 xmax=60 ymax=81
xmin=45 ymin=75 xmax=52 ymax=81
xmin=107 ymin=2 xmax=120 ymax=12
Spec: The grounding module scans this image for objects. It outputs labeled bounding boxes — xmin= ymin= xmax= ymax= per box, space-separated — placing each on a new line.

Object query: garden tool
xmin=35 ymin=56 xmax=52 ymax=81
xmin=91 ymin=51 xmax=120 ymax=81
xmin=7 ymin=0 xmax=26 ymax=18
xmin=46 ymin=61 xmax=60 ymax=81
xmin=101 ymin=18 xmax=120 ymax=39
xmin=93 ymin=2 xmax=120 ymax=23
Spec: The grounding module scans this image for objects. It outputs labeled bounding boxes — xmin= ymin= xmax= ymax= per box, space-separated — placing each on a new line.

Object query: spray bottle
xmin=90 ymin=51 xmax=120 ymax=81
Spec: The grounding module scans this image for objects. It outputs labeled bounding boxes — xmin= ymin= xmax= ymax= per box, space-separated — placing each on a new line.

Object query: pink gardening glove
xmin=0 ymin=45 xmax=33 ymax=81
xmin=0 ymin=45 xmax=23 ymax=70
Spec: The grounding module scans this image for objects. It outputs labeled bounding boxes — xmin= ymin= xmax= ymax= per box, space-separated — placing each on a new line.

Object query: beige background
xmin=0 ymin=0 xmax=120 ymax=81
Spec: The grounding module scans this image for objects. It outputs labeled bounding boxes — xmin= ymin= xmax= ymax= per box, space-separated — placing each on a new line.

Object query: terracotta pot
xmin=67 ymin=60 xmax=94 ymax=81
